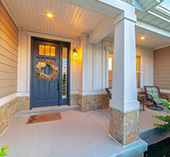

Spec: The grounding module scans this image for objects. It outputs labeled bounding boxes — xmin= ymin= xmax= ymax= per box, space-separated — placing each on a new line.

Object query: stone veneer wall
xmin=110 ymin=108 xmax=139 ymax=145
xmin=79 ymin=94 xmax=110 ymax=112
xmin=70 ymin=94 xmax=80 ymax=106
xmin=0 ymin=97 xmax=29 ymax=135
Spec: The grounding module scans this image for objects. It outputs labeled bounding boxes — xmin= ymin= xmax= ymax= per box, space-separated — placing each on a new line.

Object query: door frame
xmin=30 ymin=37 xmax=71 ymax=109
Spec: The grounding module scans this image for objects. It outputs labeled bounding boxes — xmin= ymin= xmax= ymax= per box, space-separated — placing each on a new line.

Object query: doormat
xmin=26 ymin=112 xmax=61 ymax=124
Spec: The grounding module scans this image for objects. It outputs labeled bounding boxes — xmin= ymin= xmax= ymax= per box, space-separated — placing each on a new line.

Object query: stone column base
xmin=109 ymin=108 xmax=139 ymax=146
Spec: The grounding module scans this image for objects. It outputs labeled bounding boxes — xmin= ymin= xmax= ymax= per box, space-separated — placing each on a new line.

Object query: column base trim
xmin=110 ymin=99 xmax=140 ymax=113
xmin=109 ymin=134 xmax=148 ymax=156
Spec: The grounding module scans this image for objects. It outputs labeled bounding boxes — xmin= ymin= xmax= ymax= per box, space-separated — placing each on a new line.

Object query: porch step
xmin=16 ymin=105 xmax=79 ymax=117
xmin=140 ymin=127 xmax=170 ymax=146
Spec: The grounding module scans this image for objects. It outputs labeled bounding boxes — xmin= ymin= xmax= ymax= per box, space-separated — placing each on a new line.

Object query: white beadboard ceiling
xmin=2 ymin=0 xmax=170 ymax=49
xmin=106 ymin=32 xmax=170 ymax=49
xmin=2 ymin=0 xmax=105 ymax=38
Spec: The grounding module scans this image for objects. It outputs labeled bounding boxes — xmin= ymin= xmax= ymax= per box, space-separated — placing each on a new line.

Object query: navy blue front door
xmin=31 ymin=40 xmax=59 ymax=108
xmin=31 ymin=38 xmax=70 ymax=109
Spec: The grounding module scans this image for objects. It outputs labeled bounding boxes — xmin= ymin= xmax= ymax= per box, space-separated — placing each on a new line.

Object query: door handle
xmin=57 ymin=79 xmax=59 ymax=90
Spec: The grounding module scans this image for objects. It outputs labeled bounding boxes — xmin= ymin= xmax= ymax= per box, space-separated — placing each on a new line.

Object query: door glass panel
xmin=62 ymin=47 xmax=67 ymax=99
xmin=45 ymin=45 xmax=50 ymax=56
xmin=51 ymin=46 xmax=55 ymax=56
xmin=39 ymin=45 xmax=56 ymax=56
xmin=39 ymin=45 xmax=45 ymax=55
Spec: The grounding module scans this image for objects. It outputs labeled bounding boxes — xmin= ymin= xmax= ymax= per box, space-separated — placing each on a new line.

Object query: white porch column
xmin=109 ymin=12 xmax=140 ymax=146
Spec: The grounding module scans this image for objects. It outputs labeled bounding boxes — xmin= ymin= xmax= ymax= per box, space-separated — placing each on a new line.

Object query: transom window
xmin=39 ymin=45 xmax=55 ymax=56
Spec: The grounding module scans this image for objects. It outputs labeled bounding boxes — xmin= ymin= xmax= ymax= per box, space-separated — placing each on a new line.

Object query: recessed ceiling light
xmin=46 ymin=12 xmax=53 ymax=18
xmin=140 ymin=36 xmax=145 ymax=40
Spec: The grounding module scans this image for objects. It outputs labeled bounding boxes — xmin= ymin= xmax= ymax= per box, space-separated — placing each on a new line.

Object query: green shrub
xmin=151 ymin=94 xmax=170 ymax=130
xmin=0 ymin=146 xmax=10 ymax=157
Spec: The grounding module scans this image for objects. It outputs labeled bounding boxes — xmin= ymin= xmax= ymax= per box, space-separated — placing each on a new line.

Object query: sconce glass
xmin=73 ymin=48 xmax=78 ymax=57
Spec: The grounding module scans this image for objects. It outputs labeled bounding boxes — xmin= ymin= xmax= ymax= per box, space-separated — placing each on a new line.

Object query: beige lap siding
xmin=0 ymin=0 xmax=18 ymax=99
xmin=154 ymin=46 xmax=170 ymax=90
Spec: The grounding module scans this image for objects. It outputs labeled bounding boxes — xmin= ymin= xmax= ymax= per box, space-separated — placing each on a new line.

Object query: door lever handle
xmin=57 ymin=79 xmax=59 ymax=90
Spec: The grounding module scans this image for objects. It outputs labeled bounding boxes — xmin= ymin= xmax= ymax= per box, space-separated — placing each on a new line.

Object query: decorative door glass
xmin=39 ymin=45 xmax=56 ymax=56
xmin=62 ymin=47 xmax=67 ymax=98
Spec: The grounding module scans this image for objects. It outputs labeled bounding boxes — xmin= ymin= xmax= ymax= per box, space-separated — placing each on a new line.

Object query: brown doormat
xmin=26 ymin=112 xmax=61 ymax=124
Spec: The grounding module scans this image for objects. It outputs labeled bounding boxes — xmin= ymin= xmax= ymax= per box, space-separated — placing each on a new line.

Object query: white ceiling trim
xmin=148 ymin=11 xmax=170 ymax=23
xmin=153 ymin=44 xmax=170 ymax=51
xmin=98 ymin=0 xmax=135 ymax=14
xmin=89 ymin=16 xmax=114 ymax=44
xmin=61 ymin=0 xmax=121 ymax=17
xmin=132 ymin=0 xmax=144 ymax=11
xmin=136 ymin=21 xmax=170 ymax=43
xmin=22 ymin=27 xmax=77 ymax=41
xmin=1 ymin=0 xmax=18 ymax=27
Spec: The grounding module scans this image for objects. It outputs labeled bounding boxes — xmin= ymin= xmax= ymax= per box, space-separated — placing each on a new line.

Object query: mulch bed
xmin=144 ymin=137 xmax=170 ymax=157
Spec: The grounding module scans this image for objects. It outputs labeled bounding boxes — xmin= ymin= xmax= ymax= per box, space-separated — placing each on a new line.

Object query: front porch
xmin=0 ymin=108 xmax=146 ymax=157
xmin=0 ymin=105 xmax=169 ymax=157
xmin=1 ymin=0 xmax=170 ymax=156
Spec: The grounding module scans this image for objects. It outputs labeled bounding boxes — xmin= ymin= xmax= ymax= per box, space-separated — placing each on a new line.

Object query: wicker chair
xmin=144 ymin=86 xmax=169 ymax=111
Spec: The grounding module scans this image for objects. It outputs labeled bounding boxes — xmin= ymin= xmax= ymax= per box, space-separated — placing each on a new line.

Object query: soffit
xmin=121 ymin=0 xmax=170 ymax=32
xmin=136 ymin=9 xmax=170 ymax=32
xmin=2 ymin=0 xmax=105 ymax=38
xmin=105 ymin=32 xmax=170 ymax=49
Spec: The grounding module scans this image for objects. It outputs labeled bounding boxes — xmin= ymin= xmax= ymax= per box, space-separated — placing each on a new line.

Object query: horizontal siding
xmin=0 ymin=80 xmax=17 ymax=88
xmin=154 ymin=46 xmax=170 ymax=90
xmin=0 ymin=85 xmax=17 ymax=98
xmin=0 ymin=1 xmax=18 ymax=99
xmin=0 ymin=72 xmax=17 ymax=79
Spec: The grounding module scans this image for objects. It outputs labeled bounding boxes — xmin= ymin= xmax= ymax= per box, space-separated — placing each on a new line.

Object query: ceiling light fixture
xmin=46 ymin=12 xmax=53 ymax=18
xmin=140 ymin=36 xmax=145 ymax=40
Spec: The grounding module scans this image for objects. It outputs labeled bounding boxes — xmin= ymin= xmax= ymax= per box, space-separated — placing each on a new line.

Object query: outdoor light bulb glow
xmin=47 ymin=13 xmax=53 ymax=18
xmin=74 ymin=52 xmax=78 ymax=57
xmin=140 ymin=36 xmax=145 ymax=40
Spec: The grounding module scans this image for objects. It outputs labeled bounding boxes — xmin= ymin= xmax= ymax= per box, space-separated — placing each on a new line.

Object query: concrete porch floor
xmin=0 ymin=108 xmax=148 ymax=157
xmin=1 ymin=102 xmax=168 ymax=157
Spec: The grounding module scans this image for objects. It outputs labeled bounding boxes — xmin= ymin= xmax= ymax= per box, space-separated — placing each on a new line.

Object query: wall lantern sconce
xmin=73 ymin=48 xmax=78 ymax=58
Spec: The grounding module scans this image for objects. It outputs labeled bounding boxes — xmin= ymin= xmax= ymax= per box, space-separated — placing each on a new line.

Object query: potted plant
xmin=151 ymin=94 xmax=170 ymax=129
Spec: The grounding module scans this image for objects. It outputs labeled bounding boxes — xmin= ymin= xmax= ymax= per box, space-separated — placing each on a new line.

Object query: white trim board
xmin=0 ymin=93 xmax=17 ymax=107
xmin=17 ymin=92 xmax=30 ymax=97
xmin=21 ymin=28 xmax=76 ymax=41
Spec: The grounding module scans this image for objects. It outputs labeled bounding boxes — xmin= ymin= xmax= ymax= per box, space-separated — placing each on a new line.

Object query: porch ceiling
xmin=121 ymin=0 xmax=170 ymax=33
xmin=2 ymin=0 xmax=106 ymax=38
xmin=106 ymin=32 xmax=170 ymax=50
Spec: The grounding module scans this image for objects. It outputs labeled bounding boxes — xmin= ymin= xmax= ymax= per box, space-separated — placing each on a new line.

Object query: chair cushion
xmin=154 ymin=98 xmax=166 ymax=104
xmin=146 ymin=87 xmax=159 ymax=98
xmin=153 ymin=98 xmax=161 ymax=104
